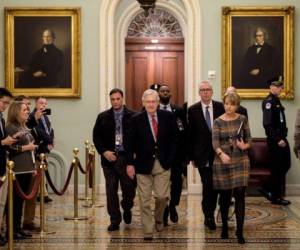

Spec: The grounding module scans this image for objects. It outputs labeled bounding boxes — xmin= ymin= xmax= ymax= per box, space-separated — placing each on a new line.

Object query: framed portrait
xmin=5 ymin=8 xmax=81 ymax=97
xmin=222 ymin=6 xmax=294 ymax=99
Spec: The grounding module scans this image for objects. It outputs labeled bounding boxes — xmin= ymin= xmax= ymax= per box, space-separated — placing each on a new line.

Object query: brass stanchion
xmin=64 ymin=148 xmax=88 ymax=221
xmin=7 ymin=161 xmax=14 ymax=250
xmin=79 ymin=140 xmax=92 ymax=201
xmin=39 ymin=154 xmax=55 ymax=236
xmin=82 ymin=144 xmax=103 ymax=208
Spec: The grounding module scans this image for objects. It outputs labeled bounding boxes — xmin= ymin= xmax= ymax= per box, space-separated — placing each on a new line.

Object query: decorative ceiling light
xmin=137 ymin=0 xmax=156 ymax=16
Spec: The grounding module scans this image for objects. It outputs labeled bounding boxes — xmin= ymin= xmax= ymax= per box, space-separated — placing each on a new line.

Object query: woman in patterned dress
xmin=212 ymin=92 xmax=251 ymax=244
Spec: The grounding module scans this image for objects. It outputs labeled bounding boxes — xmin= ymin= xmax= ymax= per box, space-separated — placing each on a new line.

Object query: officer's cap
xmin=268 ymin=76 xmax=284 ymax=87
xmin=149 ymin=83 xmax=161 ymax=92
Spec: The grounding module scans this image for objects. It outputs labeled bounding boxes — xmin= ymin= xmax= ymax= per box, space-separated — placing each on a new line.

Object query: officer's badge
xmin=265 ymin=103 xmax=271 ymax=109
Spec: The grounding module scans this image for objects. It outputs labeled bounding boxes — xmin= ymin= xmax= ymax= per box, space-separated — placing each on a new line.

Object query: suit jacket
xmin=169 ymin=104 xmax=187 ymax=163
xmin=93 ymin=106 xmax=135 ymax=167
xmin=188 ymin=100 xmax=225 ymax=167
xmin=237 ymin=105 xmax=248 ymax=118
xmin=30 ymin=110 xmax=54 ymax=154
xmin=126 ymin=109 xmax=178 ymax=174
xmin=0 ymin=118 xmax=7 ymax=176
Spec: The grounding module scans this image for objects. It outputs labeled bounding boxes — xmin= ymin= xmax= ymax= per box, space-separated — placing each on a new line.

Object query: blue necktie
xmin=205 ymin=106 xmax=211 ymax=131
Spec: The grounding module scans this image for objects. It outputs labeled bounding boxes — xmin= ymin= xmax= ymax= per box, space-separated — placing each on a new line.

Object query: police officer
xmin=261 ymin=76 xmax=291 ymax=206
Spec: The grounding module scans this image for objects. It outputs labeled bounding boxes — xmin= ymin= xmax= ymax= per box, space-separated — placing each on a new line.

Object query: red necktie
xmin=151 ymin=115 xmax=158 ymax=140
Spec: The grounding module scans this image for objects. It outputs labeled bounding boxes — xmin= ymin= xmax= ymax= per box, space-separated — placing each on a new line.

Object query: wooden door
xmin=125 ymin=38 xmax=184 ymax=111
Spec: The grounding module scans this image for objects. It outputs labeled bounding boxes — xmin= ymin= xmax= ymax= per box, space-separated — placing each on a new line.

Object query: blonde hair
xmin=223 ymin=92 xmax=240 ymax=106
xmin=6 ymin=101 xmax=27 ymax=127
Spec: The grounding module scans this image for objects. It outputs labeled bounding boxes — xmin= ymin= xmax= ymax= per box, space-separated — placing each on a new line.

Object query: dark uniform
xmin=262 ymin=80 xmax=291 ymax=205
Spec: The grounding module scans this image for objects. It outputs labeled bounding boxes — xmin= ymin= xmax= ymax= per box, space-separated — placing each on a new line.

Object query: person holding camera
xmin=212 ymin=92 xmax=251 ymax=244
xmin=30 ymin=96 xmax=54 ymax=204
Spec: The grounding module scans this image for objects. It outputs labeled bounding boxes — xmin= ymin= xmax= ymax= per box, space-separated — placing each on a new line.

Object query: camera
xmin=43 ymin=108 xmax=51 ymax=115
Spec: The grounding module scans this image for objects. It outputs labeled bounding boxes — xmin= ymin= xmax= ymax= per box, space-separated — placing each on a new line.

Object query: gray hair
xmin=254 ymin=27 xmax=268 ymax=40
xmin=142 ymin=89 xmax=160 ymax=101
xmin=225 ymin=86 xmax=237 ymax=95
xmin=198 ymin=80 xmax=213 ymax=90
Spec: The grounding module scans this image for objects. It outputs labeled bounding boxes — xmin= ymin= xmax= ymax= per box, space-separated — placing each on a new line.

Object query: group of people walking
xmin=93 ymin=76 xmax=295 ymax=245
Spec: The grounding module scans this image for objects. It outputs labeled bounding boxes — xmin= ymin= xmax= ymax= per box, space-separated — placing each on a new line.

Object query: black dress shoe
xmin=221 ymin=226 xmax=228 ymax=239
xmin=107 ymin=224 xmax=120 ymax=231
xmin=13 ymin=232 xmax=27 ymax=240
xmin=236 ymin=232 xmax=245 ymax=244
xmin=0 ymin=235 xmax=7 ymax=246
xmin=204 ymin=218 xmax=216 ymax=230
xmin=271 ymin=198 xmax=290 ymax=206
xmin=163 ymin=206 xmax=169 ymax=226
xmin=44 ymin=196 xmax=53 ymax=203
xmin=169 ymin=205 xmax=178 ymax=223
xmin=123 ymin=210 xmax=132 ymax=224
xmin=18 ymin=230 xmax=32 ymax=238
xmin=258 ymin=188 xmax=273 ymax=201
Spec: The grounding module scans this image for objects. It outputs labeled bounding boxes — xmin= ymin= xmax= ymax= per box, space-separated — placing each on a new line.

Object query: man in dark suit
xmin=93 ymin=88 xmax=136 ymax=231
xmin=188 ymin=80 xmax=225 ymax=230
xmin=239 ymin=27 xmax=279 ymax=89
xmin=126 ymin=89 xmax=177 ymax=239
xmin=157 ymin=84 xmax=187 ymax=226
xmin=0 ymin=88 xmax=16 ymax=246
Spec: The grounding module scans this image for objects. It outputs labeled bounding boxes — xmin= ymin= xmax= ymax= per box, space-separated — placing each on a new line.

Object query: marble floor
xmin=6 ymin=194 xmax=300 ymax=250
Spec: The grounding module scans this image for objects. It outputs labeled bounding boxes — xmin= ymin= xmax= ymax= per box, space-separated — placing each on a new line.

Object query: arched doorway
xmin=100 ymin=0 xmax=202 ymax=194
xmin=125 ymin=9 xmax=184 ymax=111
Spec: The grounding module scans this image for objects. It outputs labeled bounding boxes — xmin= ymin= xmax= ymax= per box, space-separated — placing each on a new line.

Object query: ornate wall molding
xmin=127 ymin=8 xmax=183 ymax=38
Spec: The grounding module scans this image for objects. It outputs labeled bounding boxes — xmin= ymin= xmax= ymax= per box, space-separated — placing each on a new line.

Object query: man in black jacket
xmin=157 ymin=84 xmax=187 ymax=226
xmin=261 ymin=77 xmax=291 ymax=206
xmin=93 ymin=88 xmax=136 ymax=231
xmin=188 ymin=80 xmax=224 ymax=230
xmin=126 ymin=89 xmax=177 ymax=239
xmin=0 ymin=88 xmax=16 ymax=246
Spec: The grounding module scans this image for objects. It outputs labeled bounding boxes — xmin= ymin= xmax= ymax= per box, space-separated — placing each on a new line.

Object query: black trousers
xmin=169 ymin=162 xmax=185 ymax=207
xmin=265 ymin=139 xmax=291 ymax=199
xmin=6 ymin=173 xmax=32 ymax=232
xmin=198 ymin=166 xmax=218 ymax=219
xmin=102 ymin=155 xmax=136 ymax=225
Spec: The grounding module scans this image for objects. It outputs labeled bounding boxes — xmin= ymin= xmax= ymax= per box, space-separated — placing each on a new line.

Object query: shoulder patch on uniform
xmin=265 ymin=103 xmax=271 ymax=109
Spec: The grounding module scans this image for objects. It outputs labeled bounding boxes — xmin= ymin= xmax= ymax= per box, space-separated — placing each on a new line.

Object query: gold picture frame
xmin=5 ymin=7 xmax=81 ymax=97
xmin=222 ymin=6 xmax=294 ymax=99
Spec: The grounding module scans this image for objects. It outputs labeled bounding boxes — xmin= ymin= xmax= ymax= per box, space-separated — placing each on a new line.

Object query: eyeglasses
xmin=199 ymin=88 xmax=212 ymax=92
xmin=0 ymin=100 xmax=10 ymax=105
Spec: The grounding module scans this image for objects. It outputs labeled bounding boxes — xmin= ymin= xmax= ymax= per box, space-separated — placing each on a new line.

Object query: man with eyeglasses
xmin=239 ymin=27 xmax=279 ymax=89
xmin=188 ymin=81 xmax=224 ymax=230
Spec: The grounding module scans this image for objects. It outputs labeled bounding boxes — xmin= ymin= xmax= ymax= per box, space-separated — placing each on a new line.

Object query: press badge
xmin=115 ymin=134 xmax=122 ymax=146
xmin=177 ymin=118 xmax=184 ymax=131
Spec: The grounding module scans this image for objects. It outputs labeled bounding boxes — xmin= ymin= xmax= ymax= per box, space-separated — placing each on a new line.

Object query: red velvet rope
xmin=77 ymin=154 xmax=94 ymax=174
xmin=14 ymin=169 xmax=42 ymax=201
xmin=45 ymin=163 xmax=74 ymax=196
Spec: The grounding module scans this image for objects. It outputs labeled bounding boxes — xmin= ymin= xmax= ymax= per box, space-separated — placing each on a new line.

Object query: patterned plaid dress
xmin=212 ymin=115 xmax=251 ymax=190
